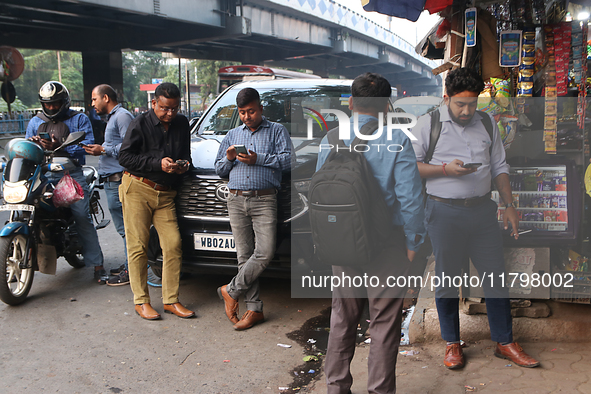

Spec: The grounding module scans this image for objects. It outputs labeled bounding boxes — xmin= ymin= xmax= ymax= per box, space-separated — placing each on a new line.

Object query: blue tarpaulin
xmin=361 ymin=0 xmax=426 ymax=22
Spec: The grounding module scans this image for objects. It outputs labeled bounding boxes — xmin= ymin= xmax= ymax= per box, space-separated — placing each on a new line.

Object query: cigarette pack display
xmin=494 ymin=160 xmax=581 ymax=246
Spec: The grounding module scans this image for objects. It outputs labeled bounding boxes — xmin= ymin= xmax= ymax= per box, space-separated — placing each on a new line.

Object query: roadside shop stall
xmin=369 ymin=0 xmax=591 ymax=303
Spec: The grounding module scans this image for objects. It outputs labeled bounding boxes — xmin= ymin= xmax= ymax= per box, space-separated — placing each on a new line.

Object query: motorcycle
xmin=0 ymin=131 xmax=110 ymax=305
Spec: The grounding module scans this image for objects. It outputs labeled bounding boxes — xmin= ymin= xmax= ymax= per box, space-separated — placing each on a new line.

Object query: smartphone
xmin=78 ymin=142 xmax=88 ymax=148
xmin=234 ymin=144 xmax=248 ymax=155
xmin=462 ymin=162 xmax=482 ymax=169
xmin=176 ymin=159 xmax=188 ymax=166
xmin=39 ymin=132 xmax=50 ymax=140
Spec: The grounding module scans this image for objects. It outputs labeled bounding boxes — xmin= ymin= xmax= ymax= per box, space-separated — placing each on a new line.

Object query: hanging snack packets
xmin=544 ymin=25 xmax=558 ymax=154
xmin=518 ymin=29 xmax=536 ymax=97
xmin=491 ymin=77 xmax=511 ymax=107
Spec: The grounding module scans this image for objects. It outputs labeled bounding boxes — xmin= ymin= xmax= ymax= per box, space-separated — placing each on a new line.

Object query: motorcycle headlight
xmin=3 ymin=183 xmax=28 ymax=203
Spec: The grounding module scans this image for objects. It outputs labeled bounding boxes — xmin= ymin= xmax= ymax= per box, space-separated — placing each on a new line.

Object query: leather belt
xmin=124 ymin=171 xmax=170 ymax=191
xmin=102 ymin=172 xmax=122 ymax=183
xmin=230 ymin=188 xmax=276 ymax=197
xmin=429 ymin=193 xmax=491 ymax=207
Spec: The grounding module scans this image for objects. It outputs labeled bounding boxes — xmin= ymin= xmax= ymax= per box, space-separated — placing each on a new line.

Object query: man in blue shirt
xmin=316 ymin=73 xmax=425 ymax=394
xmin=26 ymin=81 xmax=106 ymax=283
xmin=215 ymin=87 xmax=292 ymax=330
xmin=85 ymin=84 xmax=133 ymax=286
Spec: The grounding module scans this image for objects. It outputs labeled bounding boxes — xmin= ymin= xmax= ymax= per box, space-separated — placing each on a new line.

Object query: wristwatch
xmin=504 ymin=203 xmax=515 ymax=209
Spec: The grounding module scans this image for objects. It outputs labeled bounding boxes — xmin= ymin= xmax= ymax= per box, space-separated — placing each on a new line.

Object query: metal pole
xmin=185 ymin=61 xmax=190 ymax=117
xmin=178 ymin=55 xmax=182 ymax=111
xmin=57 ymin=51 xmax=62 ymax=83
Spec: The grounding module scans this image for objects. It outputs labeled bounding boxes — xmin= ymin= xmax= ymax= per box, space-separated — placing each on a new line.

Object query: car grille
xmin=176 ymin=177 xmax=228 ymax=218
xmin=176 ymin=175 xmax=298 ymax=223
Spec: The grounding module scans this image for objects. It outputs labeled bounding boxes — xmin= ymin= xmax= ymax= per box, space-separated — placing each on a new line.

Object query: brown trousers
xmin=120 ymin=174 xmax=182 ymax=305
xmin=325 ymin=237 xmax=411 ymax=394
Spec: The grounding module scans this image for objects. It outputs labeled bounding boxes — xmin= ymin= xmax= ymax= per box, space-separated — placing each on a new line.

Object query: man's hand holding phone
xmin=31 ymin=132 xmax=59 ymax=150
xmin=444 ymin=159 xmax=480 ymax=177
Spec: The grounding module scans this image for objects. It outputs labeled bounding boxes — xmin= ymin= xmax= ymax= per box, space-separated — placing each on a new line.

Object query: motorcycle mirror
xmin=54 ymin=131 xmax=86 ymax=152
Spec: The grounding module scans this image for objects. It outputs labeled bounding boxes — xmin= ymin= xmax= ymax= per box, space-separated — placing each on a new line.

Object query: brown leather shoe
xmin=163 ymin=302 xmax=195 ymax=318
xmin=443 ymin=343 xmax=465 ymax=369
xmin=494 ymin=342 xmax=540 ymax=368
xmin=233 ymin=310 xmax=264 ymax=331
xmin=134 ymin=303 xmax=161 ymax=320
xmin=217 ymin=284 xmax=239 ymax=324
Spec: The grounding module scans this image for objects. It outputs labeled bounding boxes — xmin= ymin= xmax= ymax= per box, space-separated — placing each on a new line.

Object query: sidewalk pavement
xmin=304 ymin=340 xmax=591 ymax=393
xmin=302 ymin=260 xmax=591 ymax=393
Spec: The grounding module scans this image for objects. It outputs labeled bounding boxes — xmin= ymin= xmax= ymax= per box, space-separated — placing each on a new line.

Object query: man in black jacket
xmin=119 ymin=83 xmax=194 ymax=321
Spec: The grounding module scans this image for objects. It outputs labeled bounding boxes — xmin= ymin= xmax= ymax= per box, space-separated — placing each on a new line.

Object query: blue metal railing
xmin=0 ymin=112 xmax=35 ymax=137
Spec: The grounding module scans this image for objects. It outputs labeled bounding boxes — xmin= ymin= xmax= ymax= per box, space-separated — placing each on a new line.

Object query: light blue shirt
xmin=26 ymin=110 xmax=93 ymax=165
xmin=411 ymin=106 xmax=510 ymax=199
xmin=215 ymin=117 xmax=292 ymax=190
xmin=99 ymin=104 xmax=133 ymax=176
xmin=316 ymin=114 xmax=426 ymax=252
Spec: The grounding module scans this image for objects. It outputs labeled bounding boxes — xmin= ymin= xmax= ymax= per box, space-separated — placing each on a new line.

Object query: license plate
xmin=0 ymin=204 xmax=34 ymax=212
xmin=194 ymin=233 xmax=236 ymax=252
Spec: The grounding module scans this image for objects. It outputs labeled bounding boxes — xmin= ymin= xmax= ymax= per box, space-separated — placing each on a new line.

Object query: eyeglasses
xmin=157 ymin=103 xmax=179 ymax=114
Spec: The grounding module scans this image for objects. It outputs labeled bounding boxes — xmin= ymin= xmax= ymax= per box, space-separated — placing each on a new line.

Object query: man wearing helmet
xmin=26 ymin=81 xmax=107 ymax=284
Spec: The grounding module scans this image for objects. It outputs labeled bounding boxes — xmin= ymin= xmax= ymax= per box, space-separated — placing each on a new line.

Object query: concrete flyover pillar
xmin=82 ymin=51 xmax=124 ymax=110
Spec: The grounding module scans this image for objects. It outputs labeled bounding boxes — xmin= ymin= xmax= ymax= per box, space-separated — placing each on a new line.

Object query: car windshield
xmin=393 ymin=97 xmax=442 ymax=117
xmin=196 ymin=86 xmax=354 ymax=138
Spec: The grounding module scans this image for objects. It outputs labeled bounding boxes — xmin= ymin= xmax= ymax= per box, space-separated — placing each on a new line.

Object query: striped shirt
xmin=215 ymin=117 xmax=292 ymax=190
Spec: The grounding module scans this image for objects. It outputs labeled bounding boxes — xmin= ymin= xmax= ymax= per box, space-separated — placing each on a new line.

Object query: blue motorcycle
xmin=0 ymin=132 xmax=109 ymax=305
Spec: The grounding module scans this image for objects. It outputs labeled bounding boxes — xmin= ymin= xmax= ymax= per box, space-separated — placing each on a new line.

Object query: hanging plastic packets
xmin=554 ymin=23 xmax=571 ymax=96
xmin=465 ymin=8 xmax=477 ymax=47
xmin=575 ymin=22 xmax=589 ymax=130
xmin=544 ymin=25 xmax=558 ymax=154
xmin=518 ymin=28 xmax=536 ymax=97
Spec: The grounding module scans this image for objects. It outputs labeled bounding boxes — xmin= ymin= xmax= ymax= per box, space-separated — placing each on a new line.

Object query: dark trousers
xmin=325 ymin=236 xmax=410 ymax=394
xmin=425 ymin=198 xmax=512 ymax=344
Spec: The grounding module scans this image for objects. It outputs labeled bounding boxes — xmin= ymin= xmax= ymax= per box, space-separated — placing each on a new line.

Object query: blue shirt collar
xmin=107 ymin=103 xmax=122 ymax=121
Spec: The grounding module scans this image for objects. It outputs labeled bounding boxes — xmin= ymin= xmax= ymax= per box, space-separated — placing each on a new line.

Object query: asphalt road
xmin=0 ymin=158 xmax=332 ymax=394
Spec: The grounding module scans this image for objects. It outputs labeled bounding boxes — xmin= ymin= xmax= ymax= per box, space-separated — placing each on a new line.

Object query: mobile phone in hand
xmin=462 ymin=162 xmax=482 ymax=169
xmin=39 ymin=132 xmax=50 ymax=140
xmin=78 ymin=142 xmax=88 ymax=148
xmin=176 ymin=159 xmax=188 ymax=166
xmin=234 ymin=145 xmax=248 ymax=155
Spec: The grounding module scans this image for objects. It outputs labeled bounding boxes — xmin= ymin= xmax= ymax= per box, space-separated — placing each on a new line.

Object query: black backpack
xmin=309 ymin=120 xmax=394 ymax=267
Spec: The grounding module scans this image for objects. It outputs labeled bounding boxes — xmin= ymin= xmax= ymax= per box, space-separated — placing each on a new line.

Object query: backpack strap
xmin=424 ymin=109 xmax=441 ymax=165
xmin=476 ymin=110 xmax=494 ymax=156
xmin=350 ymin=119 xmax=380 ymax=147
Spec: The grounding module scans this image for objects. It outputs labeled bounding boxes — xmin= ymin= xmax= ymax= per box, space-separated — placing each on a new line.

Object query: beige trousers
xmin=119 ymin=174 xmax=182 ymax=305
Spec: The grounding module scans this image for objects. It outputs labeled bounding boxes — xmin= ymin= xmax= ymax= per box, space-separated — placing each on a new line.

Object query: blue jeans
xmin=104 ymin=179 xmax=127 ymax=266
xmin=48 ymin=168 xmax=104 ymax=268
xmin=226 ymin=193 xmax=277 ymax=313
xmin=425 ymin=198 xmax=512 ymax=344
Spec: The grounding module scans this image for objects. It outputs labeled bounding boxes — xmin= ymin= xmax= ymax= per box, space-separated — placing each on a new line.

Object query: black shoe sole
xmin=106 ymin=281 xmax=130 ymax=287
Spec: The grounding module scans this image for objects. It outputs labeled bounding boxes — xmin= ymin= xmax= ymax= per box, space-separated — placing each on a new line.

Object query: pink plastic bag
xmin=53 ymin=173 xmax=84 ymax=207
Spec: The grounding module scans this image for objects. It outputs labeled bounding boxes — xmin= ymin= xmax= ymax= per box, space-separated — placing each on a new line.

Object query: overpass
xmin=0 ymin=0 xmax=441 ymax=107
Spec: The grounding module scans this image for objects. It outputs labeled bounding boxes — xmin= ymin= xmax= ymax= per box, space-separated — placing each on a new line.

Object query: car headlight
xmin=3 ymin=183 xmax=28 ymax=203
xmin=293 ymin=180 xmax=310 ymax=193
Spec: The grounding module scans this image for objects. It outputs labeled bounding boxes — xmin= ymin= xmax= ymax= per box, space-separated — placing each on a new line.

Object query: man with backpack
xmin=26 ymin=81 xmax=107 ymax=284
xmin=314 ymin=73 xmax=426 ymax=394
xmin=411 ymin=68 xmax=540 ymax=369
